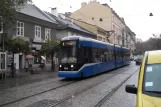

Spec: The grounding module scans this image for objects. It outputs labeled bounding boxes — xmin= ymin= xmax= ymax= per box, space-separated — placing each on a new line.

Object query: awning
xmin=41 ymin=56 xmax=46 ymax=60
xmin=26 ymin=55 xmax=33 ymax=59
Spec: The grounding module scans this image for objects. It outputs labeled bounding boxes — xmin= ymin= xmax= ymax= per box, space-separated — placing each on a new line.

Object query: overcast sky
xmin=32 ymin=0 xmax=161 ymax=41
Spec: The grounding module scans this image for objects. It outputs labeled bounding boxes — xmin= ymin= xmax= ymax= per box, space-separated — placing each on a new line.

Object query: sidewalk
xmin=0 ymin=64 xmax=59 ymax=91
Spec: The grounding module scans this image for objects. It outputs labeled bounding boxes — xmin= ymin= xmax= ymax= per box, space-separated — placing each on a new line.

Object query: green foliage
xmin=7 ymin=38 xmax=30 ymax=54
xmin=0 ymin=0 xmax=32 ymax=31
xmin=0 ymin=33 xmax=8 ymax=49
xmin=40 ymin=40 xmax=60 ymax=56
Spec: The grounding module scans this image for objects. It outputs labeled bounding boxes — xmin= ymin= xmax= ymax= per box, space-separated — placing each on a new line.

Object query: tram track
xmin=93 ymin=69 xmax=137 ymax=107
xmin=51 ymin=68 xmax=138 ymax=107
xmin=0 ymin=80 xmax=78 ymax=107
xmin=0 ymin=65 xmax=136 ymax=107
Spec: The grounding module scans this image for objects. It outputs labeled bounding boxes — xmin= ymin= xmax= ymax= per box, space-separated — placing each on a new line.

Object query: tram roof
xmin=61 ymin=36 xmax=130 ymax=50
xmin=61 ymin=36 xmax=113 ymax=46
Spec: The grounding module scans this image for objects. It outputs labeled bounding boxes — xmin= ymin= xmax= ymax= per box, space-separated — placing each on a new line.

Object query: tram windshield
xmin=60 ymin=41 xmax=77 ymax=63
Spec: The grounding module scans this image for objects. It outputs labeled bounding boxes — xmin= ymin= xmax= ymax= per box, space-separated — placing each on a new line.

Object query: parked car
xmin=135 ymin=55 xmax=143 ymax=65
xmin=125 ymin=50 xmax=161 ymax=107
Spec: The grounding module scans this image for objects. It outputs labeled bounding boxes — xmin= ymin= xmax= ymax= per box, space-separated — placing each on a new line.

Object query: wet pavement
xmin=0 ymin=61 xmax=140 ymax=107
xmin=100 ymin=71 xmax=138 ymax=107
xmin=0 ymin=66 xmax=57 ymax=90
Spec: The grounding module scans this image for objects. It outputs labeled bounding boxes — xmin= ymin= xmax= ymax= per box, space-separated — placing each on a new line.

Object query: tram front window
xmin=60 ymin=41 xmax=77 ymax=64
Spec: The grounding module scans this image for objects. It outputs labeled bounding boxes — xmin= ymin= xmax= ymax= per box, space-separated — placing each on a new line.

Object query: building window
xmin=35 ymin=25 xmax=41 ymax=39
xmin=45 ymin=28 xmax=51 ymax=40
xmin=112 ymin=14 xmax=114 ymax=21
xmin=17 ymin=21 xmax=24 ymax=36
xmin=113 ymin=24 xmax=115 ymax=31
xmin=97 ymin=36 xmax=102 ymax=41
xmin=98 ymin=30 xmax=106 ymax=36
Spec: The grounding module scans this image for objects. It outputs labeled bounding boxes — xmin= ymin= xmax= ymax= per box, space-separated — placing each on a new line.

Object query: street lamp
xmin=149 ymin=13 xmax=153 ymax=16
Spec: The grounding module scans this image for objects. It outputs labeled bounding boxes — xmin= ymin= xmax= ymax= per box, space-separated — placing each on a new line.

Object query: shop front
xmin=31 ymin=44 xmax=42 ymax=64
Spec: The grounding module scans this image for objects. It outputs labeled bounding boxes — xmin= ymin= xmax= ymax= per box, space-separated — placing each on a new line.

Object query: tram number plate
xmin=64 ymin=67 xmax=68 ymax=70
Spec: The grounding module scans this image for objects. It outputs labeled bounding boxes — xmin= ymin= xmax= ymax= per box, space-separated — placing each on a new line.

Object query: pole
xmin=2 ymin=34 xmax=4 ymax=80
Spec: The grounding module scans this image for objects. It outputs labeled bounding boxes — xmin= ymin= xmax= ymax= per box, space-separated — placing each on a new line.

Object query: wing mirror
xmin=125 ymin=85 xmax=137 ymax=94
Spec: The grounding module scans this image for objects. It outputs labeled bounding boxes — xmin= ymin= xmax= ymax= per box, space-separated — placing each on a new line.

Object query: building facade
xmin=70 ymin=0 xmax=136 ymax=58
xmin=70 ymin=0 xmax=136 ymax=48
xmin=70 ymin=19 xmax=110 ymax=42
xmin=7 ymin=3 xmax=58 ymax=69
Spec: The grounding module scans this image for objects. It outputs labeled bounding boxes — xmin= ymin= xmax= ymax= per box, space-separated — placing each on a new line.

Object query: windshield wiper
xmin=145 ymin=91 xmax=161 ymax=94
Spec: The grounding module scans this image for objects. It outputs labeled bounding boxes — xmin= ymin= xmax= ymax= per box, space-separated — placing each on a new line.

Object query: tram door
xmin=0 ymin=52 xmax=6 ymax=71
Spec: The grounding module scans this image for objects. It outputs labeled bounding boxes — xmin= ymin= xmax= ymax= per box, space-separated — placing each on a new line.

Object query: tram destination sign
xmin=62 ymin=41 xmax=76 ymax=46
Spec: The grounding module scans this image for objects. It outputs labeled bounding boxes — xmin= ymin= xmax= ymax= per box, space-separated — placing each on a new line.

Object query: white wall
xmin=14 ymin=54 xmax=19 ymax=69
xmin=56 ymin=30 xmax=68 ymax=40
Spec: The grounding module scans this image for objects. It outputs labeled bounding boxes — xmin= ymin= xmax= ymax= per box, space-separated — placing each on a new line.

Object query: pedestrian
xmin=25 ymin=59 xmax=29 ymax=72
xmin=41 ymin=58 xmax=45 ymax=68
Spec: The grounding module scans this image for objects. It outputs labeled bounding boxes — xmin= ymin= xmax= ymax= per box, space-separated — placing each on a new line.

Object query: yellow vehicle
xmin=126 ymin=50 xmax=161 ymax=107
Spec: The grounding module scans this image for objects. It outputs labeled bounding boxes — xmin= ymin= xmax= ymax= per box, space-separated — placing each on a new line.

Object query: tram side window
xmin=84 ymin=47 xmax=91 ymax=63
xmin=110 ymin=49 xmax=114 ymax=60
xmin=119 ymin=51 xmax=122 ymax=60
xmin=104 ymin=49 xmax=109 ymax=61
xmin=78 ymin=47 xmax=84 ymax=63
xmin=98 ymin=48 xmax=105 ymax=62
xmin=103 ymin=48 xmax=114 ymax=61
xmin=116 ymin=51 xmax=118 ymax=60
xmin=125 ymin=52 xmax=127 ymax=60
xmin=106 ymin=49 xmax=112 ymax=61
xmin=127 ymin=51 xmax=130 ymax=59
xmin=78 ymin=47 xmax=90 ymax=63
xmin=123 ymin=51 xmax=130 ymax=60
xmin=116 ymin=50 xmax=121 ymax=60
xmin=91 ymin=48 xmax=115 ymax=62
xmin=92 ymin=48 xmax=97 ymax=63
xmin=123 ymin=51 xmax=126 ymax=59
xmin=112 ymin=50 xmax=115 ymax=60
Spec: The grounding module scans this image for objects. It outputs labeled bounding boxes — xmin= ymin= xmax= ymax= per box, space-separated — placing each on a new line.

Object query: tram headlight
xmin=59 ymin=65 xmax=62 ymax=67
xmin=71 ymin=65 xmax=74 ymax=68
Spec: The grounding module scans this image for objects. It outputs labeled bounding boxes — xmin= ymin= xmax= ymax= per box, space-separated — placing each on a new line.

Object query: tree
xmin=135 ymin=37 xmax=161 ymax=55
xmin=7 ymin=38 xmax=30 ymax=77
xmin=0 ymin=0 xmax=32 ymax=53
xmin=0 ymin=0 xmax=32 ymax=32
xmin=40 ymin=40 xmax=60 ymax=71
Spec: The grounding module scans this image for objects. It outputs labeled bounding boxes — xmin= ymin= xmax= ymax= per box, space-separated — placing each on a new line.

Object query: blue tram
xmin=58 ymin=36 xmax=130 ymax=78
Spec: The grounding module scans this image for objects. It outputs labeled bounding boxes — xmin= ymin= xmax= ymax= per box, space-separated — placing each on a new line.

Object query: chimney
xmin=51 ymin=7 xmax=58 ymax=17
xmin=81 ymin=2 xmax=87 ymax=7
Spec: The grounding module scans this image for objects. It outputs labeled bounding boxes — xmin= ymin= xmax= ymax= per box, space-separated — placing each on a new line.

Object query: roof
xmin=45 ymin=12 xmax=95 ymax=36
xmin=62 ymin=36 xmax=130 ymax=50
xmin=18 ymin=3 xmax=57 ymax=24
xmin=147 ymin=50 xmax=161 ymax=64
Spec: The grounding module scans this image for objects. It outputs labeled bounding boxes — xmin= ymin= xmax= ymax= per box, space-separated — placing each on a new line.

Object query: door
xmin=0 ymin=52 xmax=6 ymax=70
xmin=19 ymin=55 xmax=22 ymax=69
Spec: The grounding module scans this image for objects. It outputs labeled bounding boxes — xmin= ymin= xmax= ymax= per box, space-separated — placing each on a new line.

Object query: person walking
xmin=25 ymin=59 xmax=29 ymax=72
